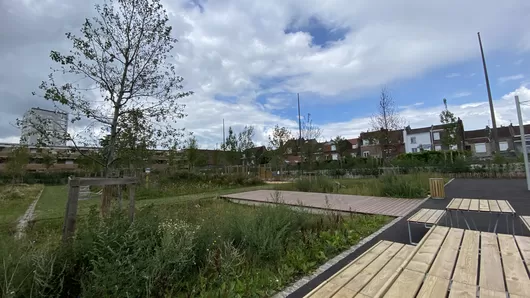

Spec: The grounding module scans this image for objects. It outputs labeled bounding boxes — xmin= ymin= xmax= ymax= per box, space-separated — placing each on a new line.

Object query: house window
xmin=412 ymin=148 xmax=418 ymax=153
xmin=351 ymin=152 xmax=357 ymax=157
xmin=331 ymin=145 xmax=336 ymax=151
xmin=363 ymin=139 xmax=370 ymax=145
xmin=435 ymin=145 xmax=442 ymax=151
xmin=331 ymin=153 xmax=338 ymax=160
xmin=475 ymin=143 xmax=487 ymax=153
xmin=362 ymin=151 xmax=370 ymax=157
xmin=433 ymin=132 xmax=440 ymax=140
xmin=410 ymin=137 xmax=416 ymax=144
xmin=499 ymin=141 xmax=508 ymax=151
xmin=286 ymin=148 xmax=292 ymax=154
xmin=352 ymin=144 xmax=357 ymax=149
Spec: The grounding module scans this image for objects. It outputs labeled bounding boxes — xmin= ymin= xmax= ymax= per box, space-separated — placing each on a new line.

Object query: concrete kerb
xmin=15 ymin=186 xmax=45 ymax=239
xmin=272 ymin=178 xmax=456 ymax=298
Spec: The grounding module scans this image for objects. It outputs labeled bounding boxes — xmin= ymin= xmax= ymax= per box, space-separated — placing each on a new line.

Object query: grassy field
xmin=4 ymin=184 xmax=390 ymax=297
xmin=275 ymin=173 xmax=449 ymax=198
xmin=0 ymin=184 xmax=44 ymax=234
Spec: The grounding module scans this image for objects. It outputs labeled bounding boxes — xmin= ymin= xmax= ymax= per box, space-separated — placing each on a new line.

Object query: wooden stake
xmin=128 ymin=185 xmax=135 ymax=223
xmin=62 ymin=179 xmax=80 ymax=242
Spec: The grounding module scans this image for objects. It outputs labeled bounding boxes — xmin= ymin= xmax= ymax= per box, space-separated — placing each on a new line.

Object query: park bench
xmin=307 ymin=226 xmax=530 ymax=297
xmin=377 ymin=226 xmax=530 ymax=298
xmin=304 ymin=240 xmax=415 ymax=298
xmin=407 ymin=208 xmax=445 ymax=244
xmin=521 ymin=215 xmax=530 ymax=232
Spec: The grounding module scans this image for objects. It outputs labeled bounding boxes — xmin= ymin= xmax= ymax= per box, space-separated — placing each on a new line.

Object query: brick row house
xmin=402 ymin=119 xmax=465 ymax=153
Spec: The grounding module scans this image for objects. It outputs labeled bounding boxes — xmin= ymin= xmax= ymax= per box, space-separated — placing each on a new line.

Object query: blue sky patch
xmin=284 ymin=16 xmax=349 ymax=48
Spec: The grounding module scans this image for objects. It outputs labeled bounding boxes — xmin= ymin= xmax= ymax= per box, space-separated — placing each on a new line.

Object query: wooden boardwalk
xmin=222 ymin=190 xmax=424 ymax=217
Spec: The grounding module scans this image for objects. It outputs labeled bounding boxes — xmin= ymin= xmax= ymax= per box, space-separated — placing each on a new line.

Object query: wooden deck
xmin=221 ymin=190 xmax=424 ymax=217
xmin=306 ymin=227 xmax=530 ymax=298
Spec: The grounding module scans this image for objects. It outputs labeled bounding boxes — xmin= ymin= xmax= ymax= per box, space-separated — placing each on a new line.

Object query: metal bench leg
xmin=460 ymin=211 xmax=471 ymax=230
xmin=408 ymin=222 xmax=415 ymax=245
xmin=513 ymin=213 xmax=516 ymax=236
xmin=493 ymin=213 xmax=501 ymax=233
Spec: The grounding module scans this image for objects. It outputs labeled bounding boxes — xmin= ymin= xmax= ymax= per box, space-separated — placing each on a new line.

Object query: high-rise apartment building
xmin=20 ymin=107 xmax=68 ymax=146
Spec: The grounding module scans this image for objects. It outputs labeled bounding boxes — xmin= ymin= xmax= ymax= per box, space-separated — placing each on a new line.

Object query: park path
xmin=15 ymin=187 xmax=44 ymax=239
xmin=222 ymin=190 xmax=424 ymax=217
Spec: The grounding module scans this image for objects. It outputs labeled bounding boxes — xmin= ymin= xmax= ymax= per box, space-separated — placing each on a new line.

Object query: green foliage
xmin=294 ymin=176 xmax=336 ymax=193
xmin=5 ymin=146 xmax=30 ymax=183
xmin=283 ymin=173 xmax=434 ymax=198
xmin=439 ymin=98 xmax=459 ymax=151
xmin=32 ymin=0 xmax=192 ymax=174
xmin=136 ymin=172 xmax=264 ymax=200
xmin=1 ymin=200 xmax=390 ymax=297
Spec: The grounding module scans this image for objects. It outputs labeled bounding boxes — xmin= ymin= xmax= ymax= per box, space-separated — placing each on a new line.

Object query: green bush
xmin=294 ymin=176 xmax=335 ymax=193
xmin=379 ymin=174 xmax=427 ymax=198
xmin=1 ymin=201 xmax=390 ymax=297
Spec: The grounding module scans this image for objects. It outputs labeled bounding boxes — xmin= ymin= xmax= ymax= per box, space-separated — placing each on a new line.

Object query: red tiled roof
xmin=348 ymin=138 xmax=358 ymax=145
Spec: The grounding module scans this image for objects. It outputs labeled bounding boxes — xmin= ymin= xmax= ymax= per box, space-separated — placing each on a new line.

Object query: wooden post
xmin=429 ymin=178 xmax=445 ymax=200
xmin=62 ymin=178 xmax=81 ymax=242
xmin=128 ymin=184 xmax=135 ymax=223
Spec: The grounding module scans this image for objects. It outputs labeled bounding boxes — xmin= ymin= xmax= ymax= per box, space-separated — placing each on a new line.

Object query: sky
xmin=1 ymin=0 xmax=530 ymax=149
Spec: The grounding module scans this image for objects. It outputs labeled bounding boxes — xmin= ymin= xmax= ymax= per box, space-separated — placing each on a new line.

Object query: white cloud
xmin=499 ymin=74 xmax=525 ymax=83
xmin=515 ymin=59 xmax=524 ymax=65
xmin=469 ymin=73 xmax=476 ymax=77
xmin=399 ymin=102 xmax=424 ymax=109
xmin=446 ymin=73 xmax=461 ymax=78
xmin=316 ymin=86 xmax=530 ymax=141
xmin=452 ymin=91 xmax=472 ymax=98
xmin=2 ymin=0 xmax=530 ymax=148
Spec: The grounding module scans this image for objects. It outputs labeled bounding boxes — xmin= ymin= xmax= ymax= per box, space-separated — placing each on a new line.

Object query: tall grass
xmin=285 ymin=173 xmax=438 ymax=198
xmin=1 ymin=200 xmax=389 ymax=297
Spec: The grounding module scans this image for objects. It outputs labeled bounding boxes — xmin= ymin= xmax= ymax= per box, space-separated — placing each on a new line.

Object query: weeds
xmin=286 ymin=173 xmax=436 ymax=198
xmin=1 ymin=200 xmax=390 ymax=297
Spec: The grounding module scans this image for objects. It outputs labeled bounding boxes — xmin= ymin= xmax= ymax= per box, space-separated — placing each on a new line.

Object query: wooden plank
xmin=480 ymin=232 xmax=505 ymax=292
xmin=338 ymin=242 xmax=405 ymax=296
xmin=408 ymin=209 xmax=429 ymax=222
xmin=521 ymin=216 xmax=530 ymax=231
xmin=406 ymin=226 xmax=450 ymax=273
xmin=468 ymin=199 xmax=479 ymax=211
xmin=372 ymin=227 xmax=438 ymax=298
xmin=359 ymin=245 xmax=415 ymax=298
xmin=62 ymin=183 xmax=80 ymax=242
xmin=479 ymin=289 xmax=507 ymax=298
xmin=306 ymin=241 xmax=392 ymax=297
xmin=415 ymin=275 xmax=449 ymax=298
xmin=459 ymin=198 xmax=471 ymax=210
xmin=515 ymin=235 xmax=530 ymax=271
xmin=497 ymin=200 xmax=514 ymax=214
xmin=479 ymin=199 xmax=490 ymax=212
xmin=452 ymin=230 xmax=479 ymax=285
xmin=488 ymin=200 xmax=501 ymax=212
xmin=447 ymin=198 xmax=463 ymax=209
xmin=498 ymin=234 xmax=530 ymax=297
xmin=428 ymin=228 xmax=464 ymax=279
xmin=448 ymin=281 xmax=476 ymax=298
xmin=380 ymin=269 xmax=424 ymax=298
xmin=417 ymin=209 xmax=437 ymax=223
xmin=425 ymin=210 xmax=445 ymax=225
xmin=128 ymin=185 xmax=135 ymax=223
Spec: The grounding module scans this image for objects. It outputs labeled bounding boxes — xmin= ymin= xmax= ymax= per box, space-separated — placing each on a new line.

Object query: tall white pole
xmin=515 ymin=95 xmax=530 ymax=191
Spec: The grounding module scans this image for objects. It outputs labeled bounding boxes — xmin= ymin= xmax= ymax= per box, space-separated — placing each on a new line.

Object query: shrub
xmin=294 ymin=176 xmax=335 ymax=193
xmin=379 ymin=173 xmax=428 ymax=198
